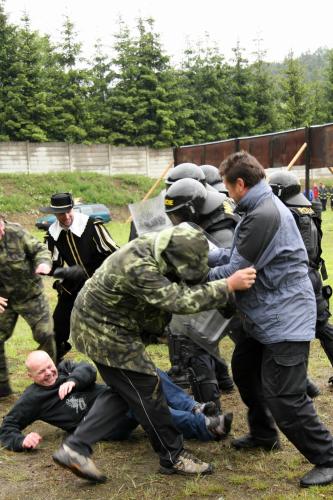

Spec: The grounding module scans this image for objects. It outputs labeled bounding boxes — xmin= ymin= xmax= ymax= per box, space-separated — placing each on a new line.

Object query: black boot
xmin=0 ymin=381 xmax=12 ymax=398
xmin=300 ymin=465 xmax=333 ymax=487
xmin=56 ymin=341 xmax=72 ymax=364
xmin=232 ymin=434 xmax=281 ymax=451
xmin=306 ymin=378 xmax=321 ymax=398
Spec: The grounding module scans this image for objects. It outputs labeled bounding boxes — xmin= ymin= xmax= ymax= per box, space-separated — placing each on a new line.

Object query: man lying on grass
xmin=0 ymin=351 xmax=233 ymax=452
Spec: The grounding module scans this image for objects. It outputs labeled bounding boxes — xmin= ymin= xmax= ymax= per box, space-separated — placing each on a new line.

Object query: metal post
xmin=305 ymin=127 xmax=311 ymax=198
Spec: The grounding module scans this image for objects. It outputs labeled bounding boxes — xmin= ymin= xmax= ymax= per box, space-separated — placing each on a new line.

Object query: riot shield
xmin=170 ymin=222 xmax=232 ymax=360
xmin=169 ymin=309 xmax=231 ymax=361
xmin=129 ymin=191 xmax=172 ymax=236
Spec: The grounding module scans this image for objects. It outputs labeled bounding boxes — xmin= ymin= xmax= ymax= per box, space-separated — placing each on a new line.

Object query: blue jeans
xmin=159 ymin=369 xmax=212 ymax=442
xmin=106 ymin=369 xmax=212 ymax=442
xmin=69 ymin=368 xmax=213 ymax=456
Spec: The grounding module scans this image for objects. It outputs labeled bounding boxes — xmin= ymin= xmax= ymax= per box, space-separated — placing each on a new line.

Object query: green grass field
xmin=1 ymin=190 xmax=333 ymax=499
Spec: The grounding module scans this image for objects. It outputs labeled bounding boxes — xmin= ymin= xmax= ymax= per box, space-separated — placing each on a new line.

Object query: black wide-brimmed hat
xmin=40 ymin=193 xmax=74 ymax=213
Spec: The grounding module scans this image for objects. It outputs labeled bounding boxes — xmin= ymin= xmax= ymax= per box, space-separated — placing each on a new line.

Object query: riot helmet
xmin=268 ymin=171 xmax=311 ymax=207
xmin=165 ymin=163 xmax=206 ymax=187
xmin=201 ymin=164 xmax=228 ymax=194
xmin=164 ymin=178 xmax=225 ymax=225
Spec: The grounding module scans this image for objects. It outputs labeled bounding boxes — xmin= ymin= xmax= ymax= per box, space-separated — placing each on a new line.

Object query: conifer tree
xmin=0 ymin=2 xmax=19 ymax=140
xmin=4 ymin=13 xmax=52 ymax=141
xmin=225 ymin=42 xmax=255 ymax=138
xmin=108 ymin=17 xmax=182 ymax=147
xmin=279 ymin=51 xmax=309 ymax=129
xmin=250 ymin=41 xmax=278 ymax=134
xmin=323 ymin=49 xmax=333 ymax=123
xmin=180 ymin=37 xmax=230 ymax=143
xmin=48 ymin=16 xmax=91 ymax=142
xmin=87 ymin=39 xmax=114 ymax=142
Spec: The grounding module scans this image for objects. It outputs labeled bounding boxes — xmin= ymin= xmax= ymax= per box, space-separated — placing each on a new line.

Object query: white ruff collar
xmin=49 ymin=213 xmax=89 ymax=241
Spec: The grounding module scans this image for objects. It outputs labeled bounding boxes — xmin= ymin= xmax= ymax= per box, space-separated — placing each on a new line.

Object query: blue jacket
xmin=208 ymin=180 xmax=316 ymax=344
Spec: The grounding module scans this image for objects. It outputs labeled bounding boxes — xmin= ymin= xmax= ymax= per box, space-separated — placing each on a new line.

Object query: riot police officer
xmin=269 ymin=171 xmax=333 ymax=385
xmin=165 ymin=177 xmax=241 ymax=409
xmin=200 ymin=164 xmax=228 ymax=194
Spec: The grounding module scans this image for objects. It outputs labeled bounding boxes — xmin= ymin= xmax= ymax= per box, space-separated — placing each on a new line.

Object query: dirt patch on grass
xmin=2 ymin=341 xmax=333 ymax=500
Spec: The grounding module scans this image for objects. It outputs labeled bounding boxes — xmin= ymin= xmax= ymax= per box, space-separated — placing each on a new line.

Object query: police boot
xmin=232 ymin=434 xmax=281 ymax=451
xmin=218 ymin=375 xmax=234 ymax=393
xmin=300 ymin=465 xmax=333 ymax=488
xmin=306 ymin=378 xmax=321 ymax=398
xmin=56 ymin=341 xmax=72 ymax=365
xmin=0 ymin=342 xmax=11 ymax=397
xmin=0 ymin=381 xmax=12 ymax=398
xmin=216 ymin=360 xmax=234 ymax=393
xmin=38 ymin=335 xmax=56 ymax=362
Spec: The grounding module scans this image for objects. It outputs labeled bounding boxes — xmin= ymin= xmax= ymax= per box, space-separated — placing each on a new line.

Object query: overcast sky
xmin=4 ymin=0 xmax=333 ymax=64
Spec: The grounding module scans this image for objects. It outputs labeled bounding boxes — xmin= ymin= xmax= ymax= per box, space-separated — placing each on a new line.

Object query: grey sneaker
xmin=207 ymin=412 xmax=233 ymax=440
xmin=52 ymin=444 xmax=107 ymax=483
xmin=159 ymin=450 xmax=213 ymax=475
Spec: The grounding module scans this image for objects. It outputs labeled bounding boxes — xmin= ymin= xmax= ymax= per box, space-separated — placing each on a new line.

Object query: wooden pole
xmin=327 ymin=166 xmax=333 ymax=175
xmin=286 ymin=142 xmax=307 ymax=171
xmin=125 ymin=159 xmax=174 ymax=223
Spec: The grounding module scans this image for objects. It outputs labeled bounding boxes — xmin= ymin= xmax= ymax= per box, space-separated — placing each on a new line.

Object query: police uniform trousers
xmin=232 ymin=330 xmax=333 ymax=465
xmin=65 ymin=362 xmax=184 ymax=469
xmin=309 ymin=268 xmax=333 ymax=367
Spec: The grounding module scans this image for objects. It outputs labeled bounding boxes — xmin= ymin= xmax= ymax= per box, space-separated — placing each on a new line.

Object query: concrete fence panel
xmin=0 ymin=142 xmax=174 ymax=178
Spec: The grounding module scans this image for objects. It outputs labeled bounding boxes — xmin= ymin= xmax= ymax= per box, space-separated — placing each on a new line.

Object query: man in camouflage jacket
xmin=53 ymin=224 xmax=256 ymax=481
xmin=0 ymin=216 xmax=55 ymax=397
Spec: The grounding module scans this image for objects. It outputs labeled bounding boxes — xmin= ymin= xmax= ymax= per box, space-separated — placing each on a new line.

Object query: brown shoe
xmin=53 ymin=444 xmax=107 ymax=483
xmin=159 ymin=450 xmax=213 ymax=475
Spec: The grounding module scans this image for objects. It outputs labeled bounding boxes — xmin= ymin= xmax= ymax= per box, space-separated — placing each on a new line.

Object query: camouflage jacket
xmin=72 ymin=225 xmax=231 ymax=375
xmin=0 ymin=222 xmax=52 ymax=302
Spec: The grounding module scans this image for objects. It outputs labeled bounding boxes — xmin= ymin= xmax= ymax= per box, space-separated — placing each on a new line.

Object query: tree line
xmin=1 ymin=3 xmax=333 ymax=147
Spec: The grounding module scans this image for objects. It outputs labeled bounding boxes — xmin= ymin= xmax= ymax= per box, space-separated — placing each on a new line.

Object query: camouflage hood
xmin=153 ymin=224 xmax=209 ymax=284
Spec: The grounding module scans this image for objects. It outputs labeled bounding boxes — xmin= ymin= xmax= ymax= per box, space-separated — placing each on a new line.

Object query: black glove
xmin=53 ymin=265 xmax=86 ymax=283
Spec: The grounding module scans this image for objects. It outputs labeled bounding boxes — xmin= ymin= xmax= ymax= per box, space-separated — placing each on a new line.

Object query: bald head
xmin=26 ymin=351 xmax=58 ymax=386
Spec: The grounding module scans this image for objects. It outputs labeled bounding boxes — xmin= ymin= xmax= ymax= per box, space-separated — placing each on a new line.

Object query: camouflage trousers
xmin=0 ymin=292 xmax=55 ymax=384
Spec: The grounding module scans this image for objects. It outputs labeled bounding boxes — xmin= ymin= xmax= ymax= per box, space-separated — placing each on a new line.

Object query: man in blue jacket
xmin=208 ymin=151 xmax=333 ymax=488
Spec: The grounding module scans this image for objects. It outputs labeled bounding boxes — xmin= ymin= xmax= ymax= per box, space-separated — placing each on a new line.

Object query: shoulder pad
xmin=223 ymin=199 xmax=235 ymax=215
xmin=293 ymin=207 xmax=315 ymax=216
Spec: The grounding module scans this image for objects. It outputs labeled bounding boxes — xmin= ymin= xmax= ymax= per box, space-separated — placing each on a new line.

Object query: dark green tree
xmin=86 ymin=39 xmax=114 ymax=142
xmin=250 ymin=41 xmax=279 ymax=134
xmin=180 ymin=37 xmax=230 ymax=143
xmin=108 ymin=17 xmax=183 ymax=147
xmin=225 ymin=42 xmax=256 ymax=138
xmin=47 ymin=16 xmax=91 ymax=142
xmin=279 ymin=51 xmax=309 ymax=129
xmin=3 ymin=13 xmax=53 ymax=141
xmin=307 ymin=77 xmax=326 ymax=125
xmin=0 ymin=1 xmax=19 ymax=140
xmin=323 ymin=49 xmax=333 ymax=123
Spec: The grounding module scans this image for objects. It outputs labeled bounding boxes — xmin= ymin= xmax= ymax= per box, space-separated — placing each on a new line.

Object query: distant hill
xmin=267 ymin=47 xmax=330 ymax=82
